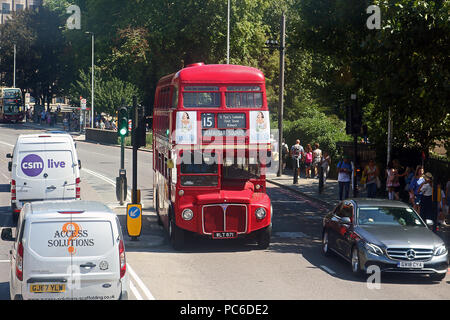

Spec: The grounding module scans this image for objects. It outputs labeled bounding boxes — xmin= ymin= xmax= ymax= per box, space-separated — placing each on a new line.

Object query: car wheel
xmin=322 ymin=230 xmax=331 ymax=257
xmin=169 ymin=212 xmax=184 ymax=251
xmin=256 ymin=224 xmax=272 ymax=249
xmin=430 ymin=273 xmax=446 ymax=282
xmin=351 ymin=246 xmax=363 ymax=277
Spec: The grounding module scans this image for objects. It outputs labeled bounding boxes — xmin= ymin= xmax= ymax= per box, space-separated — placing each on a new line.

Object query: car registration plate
xmin=212 ymin=231 xmax=237 ymax=239
xmin=398 ymin=261 xmax=424 ymax=269
xmin=30 ymin=284 xmax=66 ymax=293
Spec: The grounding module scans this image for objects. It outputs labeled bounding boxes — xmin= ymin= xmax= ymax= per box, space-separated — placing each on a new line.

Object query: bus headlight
xmin=178 ymin=190 xmax=184 ymax=196
xmin=182 ymin=209 xmax=194 ymax=221
xmin=255 ymin=207 xmax=267 ymax=220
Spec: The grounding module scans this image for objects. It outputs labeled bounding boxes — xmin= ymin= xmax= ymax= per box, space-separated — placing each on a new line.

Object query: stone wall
xmin=85 ymin=128 xmax=118 ymax=145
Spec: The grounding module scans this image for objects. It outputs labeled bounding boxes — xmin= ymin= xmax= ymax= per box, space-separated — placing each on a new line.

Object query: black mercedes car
xmin=321 ymin=199 xmax=448 ymax=281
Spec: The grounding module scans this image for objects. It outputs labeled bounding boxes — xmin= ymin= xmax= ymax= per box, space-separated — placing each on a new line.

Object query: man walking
xmin=291 ymin=139 xmax=304 ymax=184
xmin=337 ymin=155 xmax=352 ymax=200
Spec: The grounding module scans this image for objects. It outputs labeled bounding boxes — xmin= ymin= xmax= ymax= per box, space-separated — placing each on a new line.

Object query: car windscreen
xmin=28 ymin=220 xmax=114 ymax=258
xmin=357 ymin=206 xmax=425 ymax=227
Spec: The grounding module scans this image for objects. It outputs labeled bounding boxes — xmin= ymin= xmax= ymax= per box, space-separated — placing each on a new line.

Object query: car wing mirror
xmin=1 ymin=228 xmax=15 ymax=242
xmin=425 ymin=219 xmax=434 ymax=227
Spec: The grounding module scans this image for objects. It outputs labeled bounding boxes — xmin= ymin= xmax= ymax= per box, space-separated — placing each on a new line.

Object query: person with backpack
xmin=291 ymin=139 xmax=304 ymax=184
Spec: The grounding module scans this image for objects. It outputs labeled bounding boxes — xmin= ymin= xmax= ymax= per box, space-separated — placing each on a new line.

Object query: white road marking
xmin=82 ymin=168 xmax=131 ymax=200
xmin=0 ymin=260 xmax=10 ymax=263
xmin=0 ymin=141 xmax=14 ymax=147
xmin=127 ymin=263 xmax=155 ymax=300
xmin=129 ymin=281 xmax=144 ymax=300
xmin=320 ymin=265 xmax=336 ymax=275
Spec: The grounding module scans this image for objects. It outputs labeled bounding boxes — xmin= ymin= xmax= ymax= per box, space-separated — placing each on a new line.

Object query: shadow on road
xmin=0 ymin=184 xmax=10 ymax=193
xmin=0 ymin=282 xmax=10 ymax=300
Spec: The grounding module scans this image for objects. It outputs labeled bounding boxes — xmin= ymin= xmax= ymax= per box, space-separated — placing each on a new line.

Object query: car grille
xmin=202 ymin=204 xmax=247 ymax=234
xmin=386 ymin=248 xmax=434 ymax=261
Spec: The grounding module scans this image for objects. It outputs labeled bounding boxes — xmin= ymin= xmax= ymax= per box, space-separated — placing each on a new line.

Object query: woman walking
xmin=304 ymin=144 xmax=313 ymax=179
xmin=409 ymin=165 xmax=425 ymax=213
xmin=386 ymin=162 xmax=400 ymax=200
xmin=418 ymin=173 xmax=434 ymax=229
xmin=363 ymin=159 xmax=379 ymax=198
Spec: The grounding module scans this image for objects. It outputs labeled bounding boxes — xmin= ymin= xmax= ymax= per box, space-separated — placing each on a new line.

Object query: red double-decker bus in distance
xmin=153 ymin=63 xmax=273 ymax=250
xmin=0 ymin=87 xmax=25 ymax=123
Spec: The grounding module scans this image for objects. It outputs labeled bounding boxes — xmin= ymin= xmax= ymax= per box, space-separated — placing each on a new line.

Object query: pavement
xmin=267 ymin=169 xmax=340 ymax=210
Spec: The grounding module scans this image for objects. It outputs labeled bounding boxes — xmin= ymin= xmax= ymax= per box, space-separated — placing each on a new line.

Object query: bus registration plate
xmin=212 ymin=231 xmax=237 ymax=239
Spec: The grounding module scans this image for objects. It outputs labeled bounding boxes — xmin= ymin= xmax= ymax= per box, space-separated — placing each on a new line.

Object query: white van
xmin=1 ymin=200 xmax=129 ymax=300
xmin=6 ymin=133 xmax=81 ymax=221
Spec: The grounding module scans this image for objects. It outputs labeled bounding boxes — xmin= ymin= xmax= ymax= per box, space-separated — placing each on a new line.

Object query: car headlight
xmin=255 ymin=207 xmax=267 ymax=220
xmin=181 ymin=209 xmax=194 ymax=221
xmin=434 ymin=245 xmax=448 ymax=256
xmin=364 ymin=242 xmax=384 ymax=256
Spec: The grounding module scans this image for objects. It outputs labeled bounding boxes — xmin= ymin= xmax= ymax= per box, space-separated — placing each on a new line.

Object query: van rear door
xmin=42 ymin=149 xmax=77 ymax=200
xmin=23 ymin=219 xmax=73 ymax=300
xmin=69 ymin=218 xmax=122 ymax=300
xmin=15 ymin=150 xmax=47 ymax=202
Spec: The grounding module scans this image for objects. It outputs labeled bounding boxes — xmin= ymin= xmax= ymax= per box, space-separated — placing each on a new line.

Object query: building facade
xmin=0 ymin=0 xmax=42 ymax=24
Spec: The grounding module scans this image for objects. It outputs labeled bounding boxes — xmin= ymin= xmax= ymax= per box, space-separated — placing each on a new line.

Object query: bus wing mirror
xmin=167 ymin=159 xmax=174 ymax=169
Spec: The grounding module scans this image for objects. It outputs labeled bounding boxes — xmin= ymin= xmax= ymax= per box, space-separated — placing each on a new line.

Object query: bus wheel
xmin=155 ymin=191 xmax=163 ymax=226
xmin=169 ymin=212 xmax=184 ymax=251
xmin=256 ymin=224 xmax=272 ymax=249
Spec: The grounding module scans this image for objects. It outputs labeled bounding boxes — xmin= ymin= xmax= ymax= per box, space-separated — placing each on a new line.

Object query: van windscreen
xmin=29 ymin=220 xmax=114 ymax=257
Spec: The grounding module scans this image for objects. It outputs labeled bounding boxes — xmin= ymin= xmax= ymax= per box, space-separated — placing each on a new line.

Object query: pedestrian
xmin=418 ymin=172 xmax=434 ymax=229
xmin=281 ymin=139 xmax=289 ymax=174
xmin=304 ymin=144 xmax=313 ymax=179
xmin=410 ymin=165 xmax=425 ymax=213
xmin=436 ymin=179 xmax=448 ymax=227
xmin=312 ymin=143 xmax=322 ymax=178
xmin=291 ymin=139 xmax=304 ymax=184
xmin=386 ymin=161 xmax=400 ymax=200
xmin=363 ymin=159 xmax=379 ymax=198
xmin=337 ymin=155 xmax=352 ymax=200
xmin=393 ymin=159 xmax=407 ymax=202
xmin=320 ymin=150 xmax=331 ymax=186
xmin=99 ymin=120 xmax=105 ymax=130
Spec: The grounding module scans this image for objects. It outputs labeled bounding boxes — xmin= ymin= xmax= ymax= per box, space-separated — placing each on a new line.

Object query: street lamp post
xmin=13 ymin=44 xmax=16 ymax=87
xmin=265 ymin=13 xmax=286 ymax=177
xmin=227 ymin=0 xmax=230 ymax=64
xmin=86 ymin=31 xmax=94 ymax=128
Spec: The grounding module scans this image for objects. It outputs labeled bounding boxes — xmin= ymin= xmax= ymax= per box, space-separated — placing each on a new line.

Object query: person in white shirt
xmin=418 ymin=172 xmax=433 ymax=226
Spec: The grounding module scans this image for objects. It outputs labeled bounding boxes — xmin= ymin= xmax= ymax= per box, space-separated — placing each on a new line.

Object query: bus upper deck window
xmin=226 ymin=86 xmax=262 ymax=108
xmin=183 ymin=86 xmax=220 ymax=108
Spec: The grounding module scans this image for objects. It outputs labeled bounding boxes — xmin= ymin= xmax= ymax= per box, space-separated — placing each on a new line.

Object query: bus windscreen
xmin=226 ymin=86 xmax=262 ymax=108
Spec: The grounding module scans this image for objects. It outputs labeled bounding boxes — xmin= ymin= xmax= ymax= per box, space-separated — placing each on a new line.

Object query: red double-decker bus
xmin=0 ymin=87 xmax=25 ymax=123
xmin=152 ymin=63 xmax=273 ymax=250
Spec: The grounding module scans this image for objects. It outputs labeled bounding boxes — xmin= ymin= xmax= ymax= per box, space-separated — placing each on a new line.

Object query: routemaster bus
xmin=153 ymin=63 xmax=273 ymax=250
xmin=0 ymin=87 xmax=25 ymax=123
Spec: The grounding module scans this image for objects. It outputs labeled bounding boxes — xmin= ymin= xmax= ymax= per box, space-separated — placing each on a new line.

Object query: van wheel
xmin=168 ymin=212 xmax=184 ymax=251
xmin=256 ymin=224 xmax=272 ymax=249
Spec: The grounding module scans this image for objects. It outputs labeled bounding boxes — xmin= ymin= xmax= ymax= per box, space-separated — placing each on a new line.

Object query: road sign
xmin=126 ymin=203 xmax=142 ymax=238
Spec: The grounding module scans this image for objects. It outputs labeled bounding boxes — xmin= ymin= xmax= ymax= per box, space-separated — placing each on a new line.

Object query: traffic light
xmin=131 ymin=106 xmax=147 ymax=148
xmin=346 ymin=102 xmax=362 ymax=135
xmin=118 ymin=107 xmax=129 ymax=137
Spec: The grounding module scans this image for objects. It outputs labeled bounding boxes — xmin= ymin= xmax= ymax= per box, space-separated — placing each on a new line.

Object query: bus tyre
xmin=169 ymin=214 xmax=184 ymax=251
xmin=155 ymin=191 xmax=163 ymax=226
xmin=256 ymin=224 xmax=272 ymax=249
